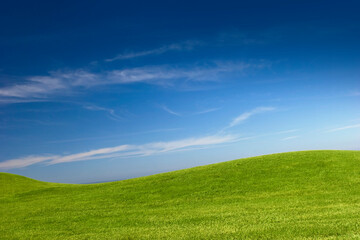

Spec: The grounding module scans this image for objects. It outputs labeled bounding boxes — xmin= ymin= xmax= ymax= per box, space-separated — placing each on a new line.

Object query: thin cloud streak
xmin=105 ymin=41 xmax=200 ymax=62
xmin=83 ymin=105 xmax=123 ymax=121
xmin=0 ymin=135 xmax=236 ymax=169
xmin=274 ymin=129 xmax=299 ymax=134
xmin=0 ymin=76 xmax=66 ymax=98
xmin=228 ymin=107 xmax=275 ymax=128
xmin=0 ymin=62 xmax=265 ymax=103
xmin=281 ymin=136 xmax=299 ymax=141
xmin=47 ymin=128 xmax=182 ymax=143
xmin=326 ymin=123 xmax=360 ymax=132
xmin=0 ymin=156 xmax=57 ymax=169
xmin=0 ymin=99 xmax=48 ymax=104
xmin=194 ymin=108 xmax=221 ymax=115
xmin=47 ymin=128 xmax=182 ymax=144
xmin=50 ymin=145 xmax=133 ymax=164
xmin=0 ymin=105 xmax=278 ymax=170
xmin=161 ymin=105 xmax=181 ymax=116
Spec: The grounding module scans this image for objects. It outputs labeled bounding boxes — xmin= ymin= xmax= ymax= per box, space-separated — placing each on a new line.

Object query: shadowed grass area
xmin=1 ymin=150 xmax=360 ymax=239
xmin=0 ymin=172 xmax=61 ymax=198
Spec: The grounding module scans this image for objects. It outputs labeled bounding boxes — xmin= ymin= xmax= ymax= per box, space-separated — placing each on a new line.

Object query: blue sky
xmin=0 ymin=0 xmax=359 ymax=183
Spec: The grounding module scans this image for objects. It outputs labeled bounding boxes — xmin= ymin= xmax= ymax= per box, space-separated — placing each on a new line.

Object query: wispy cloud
xmin=105 ymin=31 xmax=271 ymax=62
xmin=0 ymin=99 xmax=48 ymax=105
xmin=0 ymin=134 xmax=236 ymax=169
xmin=194 ymin=108 xmax=221 ymax=115
xmin=228 ymin=107 xmax=275 ymax=128
xmin=326 ymin=123 xmax=360 ymax=133
xmin=162 ymin=106 xmax=221 ymax=117
xmin=83 ymin=104 xmax=123 ymax=121
xmin=50 ymin=145 xmax=133 ymax=164
xmin=274 ymin=129 xmax=299 ymax=134
xmin=0 ymin=76 xmax=66 ymax=99
xmin=47 ymin=128 xmax=182 ymax=144
xmin=0 ymin=62 xmax=264 ymax=104
xmin=0 ymin=105 xmax=279 ymax=170
xmin=161 ymin=105 xmax=181 ymax=116
xmin=281 ymin=136 xmax=299 ymax=141
xmin=105 ymin=40 xmax=200 ymax=62
xmin=103 ymin=62 xmax=254 ymax=86
xmin=0 ymin=155 xmax=57 ymax=169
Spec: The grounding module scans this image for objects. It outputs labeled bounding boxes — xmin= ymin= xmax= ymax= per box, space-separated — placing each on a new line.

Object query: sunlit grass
xmin=1 ymin=150 xmax=360 ymax=239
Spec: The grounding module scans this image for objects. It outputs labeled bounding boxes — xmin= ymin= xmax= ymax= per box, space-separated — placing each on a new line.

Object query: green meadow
xmin=1 ymin=150 xmax=360 ymax=239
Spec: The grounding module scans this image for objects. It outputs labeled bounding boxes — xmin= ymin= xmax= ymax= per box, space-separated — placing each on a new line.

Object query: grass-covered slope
xmin=0 ymin=172 xmax=60 ymax=198
xmin=1 ymin=150 xmax=360 ymax=239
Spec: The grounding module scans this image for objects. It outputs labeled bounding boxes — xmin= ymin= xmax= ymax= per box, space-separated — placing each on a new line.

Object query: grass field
xmin=1 ymin=150 xmax=360 ymax=239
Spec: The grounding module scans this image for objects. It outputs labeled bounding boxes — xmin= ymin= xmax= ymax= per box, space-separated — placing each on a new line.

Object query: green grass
xmin=1 ymin=150 xmax=360 ymax=239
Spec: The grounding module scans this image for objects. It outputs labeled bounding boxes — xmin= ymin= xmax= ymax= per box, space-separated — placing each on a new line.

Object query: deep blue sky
xmin=0 ymin=0 xmax=359 ymax=183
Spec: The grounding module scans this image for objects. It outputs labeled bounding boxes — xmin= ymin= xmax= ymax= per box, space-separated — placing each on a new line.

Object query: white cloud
xmin=274 ymin=129 xmax=299 ymax=134
xmin=47 ymin=128 xmax=182 ymax=144
xmin=161 ymin=105 xmax=181 ymax=116
xmin=83 ymin=104 xmax=123 ymax=121
xmin=194 ymin=108 xmax=221 ymax=115
xmin=0 ymin=135 xmax=236 ymax=170
xmin=142 ymin=135 xmax=234 ymax=153
xmin=105 ymin=66 xmax=185 ymax=85
xmin=103 ymin=62 xmax=253 ymax=86
xmin=0 ymin=76 xmax=66 ymax=99
xmin=0 ymin=62 xmax=262 ymax=103
xmin=228 ymin=107 xmax=275 ymax=128
xmin=281 ymin=136 xmax=299 ymax=141
xmin=0 ymin=99 xmax=48 ymax=104
xmin=0 ymin=105 xmax=279 ymax=170
xmin=0 ymin=155 xmax=58 ymax=169
xmin=50 ymin=145 xmax=133 ymax=164
xmin=326 ymin=123 xmax=360 ymax=133
xmin=105 ymin=41 xmax=200 ymax=62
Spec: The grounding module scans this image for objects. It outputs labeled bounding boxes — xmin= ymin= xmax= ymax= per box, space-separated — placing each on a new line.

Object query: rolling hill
xmin=1 ymin=150 xmax=360 ymax=239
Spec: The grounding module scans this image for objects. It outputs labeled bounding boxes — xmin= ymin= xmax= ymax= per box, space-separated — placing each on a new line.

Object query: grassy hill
xmin=1 ymin=150 xmax=360 ymax=239
xmin=0 ymin=172 xmax=60 ymax=198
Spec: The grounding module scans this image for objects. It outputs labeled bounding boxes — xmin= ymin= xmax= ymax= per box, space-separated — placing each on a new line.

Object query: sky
xmin=0 ymin=0 xmax=359 ymax=183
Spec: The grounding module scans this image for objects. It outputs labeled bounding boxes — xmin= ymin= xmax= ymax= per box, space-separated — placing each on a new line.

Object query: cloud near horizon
xmin=0 ymin=104 xmax=280 ymax=170
xmin=326 ymin=123 xmax=360 ymax=133
xmin=0 ymin=134 xmax=236 ymax=170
